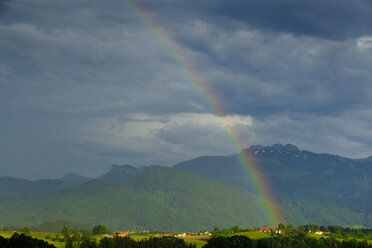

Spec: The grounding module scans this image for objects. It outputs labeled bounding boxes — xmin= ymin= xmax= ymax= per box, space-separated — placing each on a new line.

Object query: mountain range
xmin=0 ymin=173 xmax=91 ymax=199
xmin=0 ymin=144 xmax=371 ymax=231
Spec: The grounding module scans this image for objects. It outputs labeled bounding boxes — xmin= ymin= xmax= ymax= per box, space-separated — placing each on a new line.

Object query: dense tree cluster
xmin=204 ymin=235 xmax=372 ymax=248
xmin=92 ymin=225 xmax=110 ymax=235
xmin=0 ymin=233 xmax=56 ymax=248
xmin=212 ymin=225 xmax=250 ymax=237
xmin=66 ymin=235 xmax=196 ymax=248
xmin=326 ymin=226 xmax=372 ymax=239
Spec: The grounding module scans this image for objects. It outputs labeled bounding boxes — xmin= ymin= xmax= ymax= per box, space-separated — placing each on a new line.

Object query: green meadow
xmin=0 ymin=231 xmax=65 ymax=248
xmin=229 ymin=231 xmax=271 ymax=239
xmin=2 ymin=227 xmax=372 ymax=248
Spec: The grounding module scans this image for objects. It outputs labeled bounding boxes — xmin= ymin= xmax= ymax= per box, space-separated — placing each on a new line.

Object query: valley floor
xmin=2 ymin=227 xmax=372 ymax=248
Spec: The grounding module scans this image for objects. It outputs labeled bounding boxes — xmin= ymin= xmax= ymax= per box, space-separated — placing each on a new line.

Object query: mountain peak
xmin=242 ymin=143 xmax=300 ymax=156
xmin=97 ymin=164 xmax=139 ymax=184
xmin=107 ymin=164 xmax=138 ymax=175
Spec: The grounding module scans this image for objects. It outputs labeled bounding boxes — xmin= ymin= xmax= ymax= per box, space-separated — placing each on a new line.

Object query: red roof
xmin=259 ymin=227 xmax=277 ymax=232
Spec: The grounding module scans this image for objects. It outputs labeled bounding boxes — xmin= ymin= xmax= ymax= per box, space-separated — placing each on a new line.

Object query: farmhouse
xmin=156 ymin=232 xmax=197 ymax=237
xmin=114 ymin=231 xmax=129 ymax=237
xmin=314 ymin=231 xmax=331 ymax=235
xmin=174 ymin=232 xmax=187 ymax=237
xmin=259 ymin=227 xmax=283 ymax=234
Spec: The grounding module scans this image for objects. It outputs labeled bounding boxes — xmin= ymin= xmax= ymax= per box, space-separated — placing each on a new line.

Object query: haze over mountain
xmin=1 ymin=144 xmax=372 ymax=230
xmin=0 ymin=174 xmax=91 ymax=199
xmin=0 ymin=164 xmax=142 ymax=198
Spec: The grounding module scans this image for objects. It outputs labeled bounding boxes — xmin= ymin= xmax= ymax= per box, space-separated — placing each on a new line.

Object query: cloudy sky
xmin=1 ymin=0 xmax=372 ymax=179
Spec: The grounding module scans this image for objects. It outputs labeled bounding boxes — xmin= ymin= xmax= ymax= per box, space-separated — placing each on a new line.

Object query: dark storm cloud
xmin=210 ymin=0 xmax=372 ymax=40
xmin=122 ymin=0 xmax=372 ymax=116
xmin=142 ymin=0 xmax=372 ymax=40
xmin=167 ymin=22 xmax=372 ymax=116
xmin=1 ymin=0 xmax=372 ymax=179
xmin=0 ymin=0 xmax=204 ymax=116
xmin=248 ymin=112 xmax=372 ymax=158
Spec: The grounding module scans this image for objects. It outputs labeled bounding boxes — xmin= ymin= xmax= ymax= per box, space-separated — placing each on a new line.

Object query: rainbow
xmin=122 ymin=0 xmax=282 ymax=226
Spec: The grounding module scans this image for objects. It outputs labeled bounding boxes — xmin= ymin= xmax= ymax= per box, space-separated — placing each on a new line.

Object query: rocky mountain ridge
xmin=1 ymin=144 xmax=372 ymax=228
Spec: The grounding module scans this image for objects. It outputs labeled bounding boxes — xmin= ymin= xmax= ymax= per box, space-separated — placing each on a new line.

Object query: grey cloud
xmin=156 ymin=122 xmax=232 ymax=155
xmin=0 ymin=112 xmax=111 ymax=179
xmin=245 ymin=113 xmax=372 ymax=159
xmin=142 ymin=0 xmax=372 ymax=40
xmin=1 ymin=0 xmax=372 ymax=179
xmin=0 ymin=11 xmax=203 ymax=117
xmin=171 ymin=24 xmax=372 ymax=116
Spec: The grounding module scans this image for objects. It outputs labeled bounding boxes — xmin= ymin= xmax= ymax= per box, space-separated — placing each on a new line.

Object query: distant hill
xmin=32 ymin=220 xmax=92 ymax=233
xmin=174 ymin=144 xmax=372 ymax=227
xmin=1 ymin=144 xmax=372 ymax=230
xmin=0 ymin=167 xmax=275 ymax=232
xmin=0 ymin=164 xmax=141 ymax=198
xmin=60 ymin=174 xmax=92 ymax=187
xmin=0 ymin=174 xmax=91 ymax=199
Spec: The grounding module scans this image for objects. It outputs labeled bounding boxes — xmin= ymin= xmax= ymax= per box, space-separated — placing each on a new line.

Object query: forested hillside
xmin=0 ymin=167 xmax=275 ymax=232
xmin=174 ymin=144 xmax=372 ymax=227
xmin=1 ymin=144 xmax=372 ymax=230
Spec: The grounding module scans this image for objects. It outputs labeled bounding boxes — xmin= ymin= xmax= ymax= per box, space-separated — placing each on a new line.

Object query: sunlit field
xmin=2 ymin=229 xmax=372 ymax=248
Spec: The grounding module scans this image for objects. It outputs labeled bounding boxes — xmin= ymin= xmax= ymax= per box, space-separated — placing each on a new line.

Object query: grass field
xmin=3 ymin=230 xmax=371 ymax=248
xmin=355 ymin=238 xmax=372 ymax=244
xmin=183 ymin=235 xmax=210 ymax=248
xmin=128 ymin=234 xmax=155 ymax=240
xmin=0 ymin=231 xmax=65 ymax=248
xmin=0 ymin=232 xmax=12 ymax=238
xmin=1 ymin=231 xmax=206 ymax=248
xmin=306 ymin=233 xmax=372 ymax=244
xmin=230 ymin=231 xmax=271 ymax=239
xmin=183 ymin=231 xmax=270 ymax=247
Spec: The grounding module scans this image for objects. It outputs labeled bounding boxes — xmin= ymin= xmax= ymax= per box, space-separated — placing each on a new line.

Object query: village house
xmin=155 ymin=233 xmax=174 ymax=237
xmin=314 ymin=231 xmax=331 ymax=235
xmin=260 ymin=227 xmax=276 ymax=232
xmin=114 ymin=231 xmax=129 ymax=237
xmin=173 ymin=232 xmax=187 ymax=237
xmin=259 ymin=227 xmax=283 ymax=234
xmin=156 ymin=232 xmax=198 ymax=237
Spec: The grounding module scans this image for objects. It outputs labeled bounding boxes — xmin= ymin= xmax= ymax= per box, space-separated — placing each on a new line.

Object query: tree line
xmin=204 ymin=235 xmax=372 ymax=248
xmin=0 ymin=233 xmax=56 ymax=248
xmin=0 ymin=233 xmax=195 ymax=248
xmin=65 ymin=235 xmax=196 ymax=248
